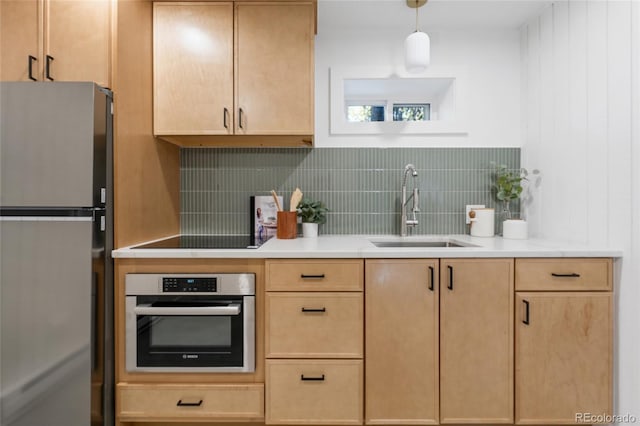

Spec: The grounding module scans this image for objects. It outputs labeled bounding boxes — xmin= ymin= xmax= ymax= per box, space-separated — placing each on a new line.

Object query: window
xmin=346 ymin=104 xmax=385 ymax=122
xmin=347 ymin=102 xmax=431 ymax=123
xmin=393 ymin=103 xmax=430 ymax=121
xmin=330 ymin=67 xmax=468 ymax=136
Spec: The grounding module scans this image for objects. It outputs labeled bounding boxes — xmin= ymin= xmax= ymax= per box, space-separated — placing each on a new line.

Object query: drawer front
xmin=266 ymin=259 xmax=363 ymax=292
xmin=266 ymin=360 xmax=363 ymax=425
xmin=117 ymin=383 xmax=264 ymax=421
xmin=266 ymin=292 xmax=363 ymax=358
xmin=515 ymin=258 xmax=612 ymax=291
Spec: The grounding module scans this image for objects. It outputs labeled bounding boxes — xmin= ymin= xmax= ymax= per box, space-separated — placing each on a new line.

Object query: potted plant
xmin=492 ymin=163 xmax=539 ymax=239
xmin=296 ymin=197 xmax=329 ymax=238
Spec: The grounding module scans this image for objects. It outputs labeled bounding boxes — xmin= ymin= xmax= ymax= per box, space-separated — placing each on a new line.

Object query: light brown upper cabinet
xmin=440 ymin=258 xmax=514 ymax=424
xmin=153 ymin=2 xmax=315 ymax=147
xmin=0 ymin=0 xmax=112 ymax=87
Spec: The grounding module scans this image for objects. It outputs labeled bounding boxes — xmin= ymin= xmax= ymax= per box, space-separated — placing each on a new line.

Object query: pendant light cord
xmin=415 ymin=0 xmax=419 ymax=32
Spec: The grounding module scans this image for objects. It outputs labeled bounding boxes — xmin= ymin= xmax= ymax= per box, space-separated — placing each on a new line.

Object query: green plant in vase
xmin=491 ymin=163 xmax=530 ymax=220
xmin=296 ymin=197 xmax=329 ymax=238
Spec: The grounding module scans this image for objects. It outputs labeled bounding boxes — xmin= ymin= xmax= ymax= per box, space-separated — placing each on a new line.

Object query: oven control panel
xmin=162 ymin=277 xmax=217 ymax=293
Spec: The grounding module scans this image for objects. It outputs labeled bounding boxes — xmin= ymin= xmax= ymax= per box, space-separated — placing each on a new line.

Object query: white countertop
xmin=112 ymin=234 xmax=623 ymax=259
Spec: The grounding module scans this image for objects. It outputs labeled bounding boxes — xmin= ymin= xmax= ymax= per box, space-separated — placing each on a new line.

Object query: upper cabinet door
xmin=0 ymin=0 xmax=42 ymax=81
xmin=235 ymin=2 xmax=314 ymax=135
xmin=45 ymin=0 xmax=111 ymax=87
xmin=154 ymin=2 xmax=233 ymax=136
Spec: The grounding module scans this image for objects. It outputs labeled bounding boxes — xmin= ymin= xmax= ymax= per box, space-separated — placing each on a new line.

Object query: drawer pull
xmin=301 ymin=274 xmax=325 ymax=279
xmin=301 ymin=307 xmax=326 ymax=313
xmin=177 ymin=399 xmax=203 ymax=407
xmin=45 ymin=55 xmax=54 ymax=81
xmin=551 ymin=272 xmax=581 ymax=278
xmin=428 ymin=266 xmax=434 ymax=291
xmin=523 ymin=300 xmax=530 ymax=325
xmin=301 ymin=374 xmax=325 ymax=381
xmin=28 ymin=55 xmax=37 ymax=81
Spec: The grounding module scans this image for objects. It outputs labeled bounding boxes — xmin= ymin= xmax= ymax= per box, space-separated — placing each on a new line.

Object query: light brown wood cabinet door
xmin=0 ymin=0 xmax=42 ymax=81
xmin=235 ymin=3 xmax=314 ymax=135
xmin=154 ymin=2 xmax=234 ymax=135
xmin=515 ymin=292 xmax=613 ymax=424
xmin=45 ymin=0 xmax=111 ymax=87
xmin=440 ymin=258 xmax=514 ymax=424
xmin=365 ymin=259 xmax=439 ymax=425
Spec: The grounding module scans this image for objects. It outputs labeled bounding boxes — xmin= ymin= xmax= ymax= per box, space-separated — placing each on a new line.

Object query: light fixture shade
xmin=404 ymin=31 xmax=430 ymax=73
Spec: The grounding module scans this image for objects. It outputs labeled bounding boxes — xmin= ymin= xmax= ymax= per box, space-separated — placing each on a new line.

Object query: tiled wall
xmin=181 ymin=148 xmax=520 ymax=235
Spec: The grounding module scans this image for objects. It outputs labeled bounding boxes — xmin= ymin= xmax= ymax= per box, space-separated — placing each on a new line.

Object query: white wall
xmin=315 ymin=29 xmax=522 ymax=147
xmin=521 ymin=0 xmax=640 ymax=419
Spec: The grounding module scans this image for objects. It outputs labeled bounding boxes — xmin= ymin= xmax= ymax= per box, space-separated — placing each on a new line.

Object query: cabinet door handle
xmin=223 ymin=107 xmax=229 ymax=129
xmin=447 ymin=265 xmax=453 ymax=290
xmin=301 ymin=374 xmax=325 ymax=381
xmin=301 ymin=274 xmax=325 ymax=279
xmin=428 ymin=266 xmax=434 ymax=291
xmin=238 ymin=108 xmax=244 ymax=129
xmin=301 ymin=307 xmax=326 ymax=313
xmin=551 ymin=272 xmax=580 ymax=278
xmin=28 ymin=55 xmax=37 ymax=81
xmin=45 ymin=55 xmax=54 ymax=81
xmin=523 ymin=299 xmax=530 ymax=325
xmin=177 ymin=399 xmax=203 ymax=407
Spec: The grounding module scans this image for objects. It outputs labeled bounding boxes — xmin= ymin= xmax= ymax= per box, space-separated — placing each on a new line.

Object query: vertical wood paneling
xmin=567 ymin=0 xmax=588 ymax=243
xmin=522 ymin=0 xmax=633 ymax=245
xmin=538 ymin=6 xmax=555 ymax=240
xmin=606 ymin=1 xmax=632 ymax=249
xmin=552 ymin=1 xmax=570 ymax=241
xmin=586 ymin=0 xmax=609 ymax=246
xmin=522 ymin=20 xmax=541 ymax=235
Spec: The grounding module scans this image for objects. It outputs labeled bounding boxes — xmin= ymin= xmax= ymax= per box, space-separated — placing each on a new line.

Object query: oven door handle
xmin=133 ymin=304 xmax=241 ymax=316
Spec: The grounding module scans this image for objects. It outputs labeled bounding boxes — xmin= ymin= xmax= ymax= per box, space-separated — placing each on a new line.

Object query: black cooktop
xmin=133 ymin=235 xmax=256 ymax=249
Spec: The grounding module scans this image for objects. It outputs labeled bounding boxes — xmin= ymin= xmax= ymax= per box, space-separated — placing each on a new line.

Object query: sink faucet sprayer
xmin=401 ymin=164 xmax=420 ymax=236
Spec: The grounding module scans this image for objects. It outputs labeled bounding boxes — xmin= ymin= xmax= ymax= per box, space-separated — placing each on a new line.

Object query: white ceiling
xmin=318 ymin=0 xmax=553 ymax=32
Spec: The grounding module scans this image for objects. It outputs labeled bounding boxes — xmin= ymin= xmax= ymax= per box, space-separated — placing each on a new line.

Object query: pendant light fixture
xmin=404 ymin=0 xmax=430 ymax=73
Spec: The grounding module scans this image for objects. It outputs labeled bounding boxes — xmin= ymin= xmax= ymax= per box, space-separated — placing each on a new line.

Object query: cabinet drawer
xmin=117 ymin=383 xmax=264 ymax=421
xmin=266 ymin=259 xmax=363 ymax=292
xmin=266 ymin=292 xmax=363 ymax=358
xmin=515 ymin=258 xmax=612 ymax=291
xmin=266 ymin=359 xmax=363 ymax=425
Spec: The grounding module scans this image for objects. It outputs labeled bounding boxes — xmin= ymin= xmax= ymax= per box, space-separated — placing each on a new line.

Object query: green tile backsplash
xmin=181 ymin=148 xmax=520 ymax=235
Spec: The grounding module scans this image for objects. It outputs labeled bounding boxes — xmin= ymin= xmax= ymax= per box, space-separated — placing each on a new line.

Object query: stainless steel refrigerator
xmin=0 ymin=82 xmax=114 ymax=426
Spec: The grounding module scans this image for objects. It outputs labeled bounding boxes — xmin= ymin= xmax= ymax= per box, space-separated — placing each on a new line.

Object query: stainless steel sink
xmin=370 ymin=239 xmax=478 ymax=248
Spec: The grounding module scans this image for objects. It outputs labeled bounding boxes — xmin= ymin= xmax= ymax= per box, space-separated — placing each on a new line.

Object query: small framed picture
xmin=250 ymin=195 xmax=283 ymax=246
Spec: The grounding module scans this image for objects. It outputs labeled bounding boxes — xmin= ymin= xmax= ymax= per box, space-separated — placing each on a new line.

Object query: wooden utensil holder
xmin=277 ymin=211 xmax=297 ymax=239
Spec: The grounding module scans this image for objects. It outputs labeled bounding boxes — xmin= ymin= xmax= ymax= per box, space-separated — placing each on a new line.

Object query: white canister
xmin=503 ymin=219 xmax=528 ymax=240
xmin=469 ymin=208 xmax=495 ymax=237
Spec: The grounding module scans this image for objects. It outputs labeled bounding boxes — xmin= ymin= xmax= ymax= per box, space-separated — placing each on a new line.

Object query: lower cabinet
xmin=515 ymin=293 xmax=613 ymax=424
xmin=365 ymin=259 xmax=439 ymax=425
xmin=514 ymin=258 xmax=613 ymax=424
xmin=440 ymin=258 xmax=514 ymax=424
xmin=117 ymin=383 xmax=264 ymax=422
xmin=265 ymin=259 xmax=365 ymax=425
xmin=266 ymin=359 xmax=364 ymax=425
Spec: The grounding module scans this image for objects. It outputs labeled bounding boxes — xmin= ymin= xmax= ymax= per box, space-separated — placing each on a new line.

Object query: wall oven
xmin=125 ymin=273 xmax=255 ymax=373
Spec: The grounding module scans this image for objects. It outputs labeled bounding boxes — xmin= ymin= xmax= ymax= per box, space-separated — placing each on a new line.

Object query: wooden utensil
xmin=289 ymin=188 xmax=303 ymax=212
xmin=270 ymin=190 xmax=283 ymax=211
